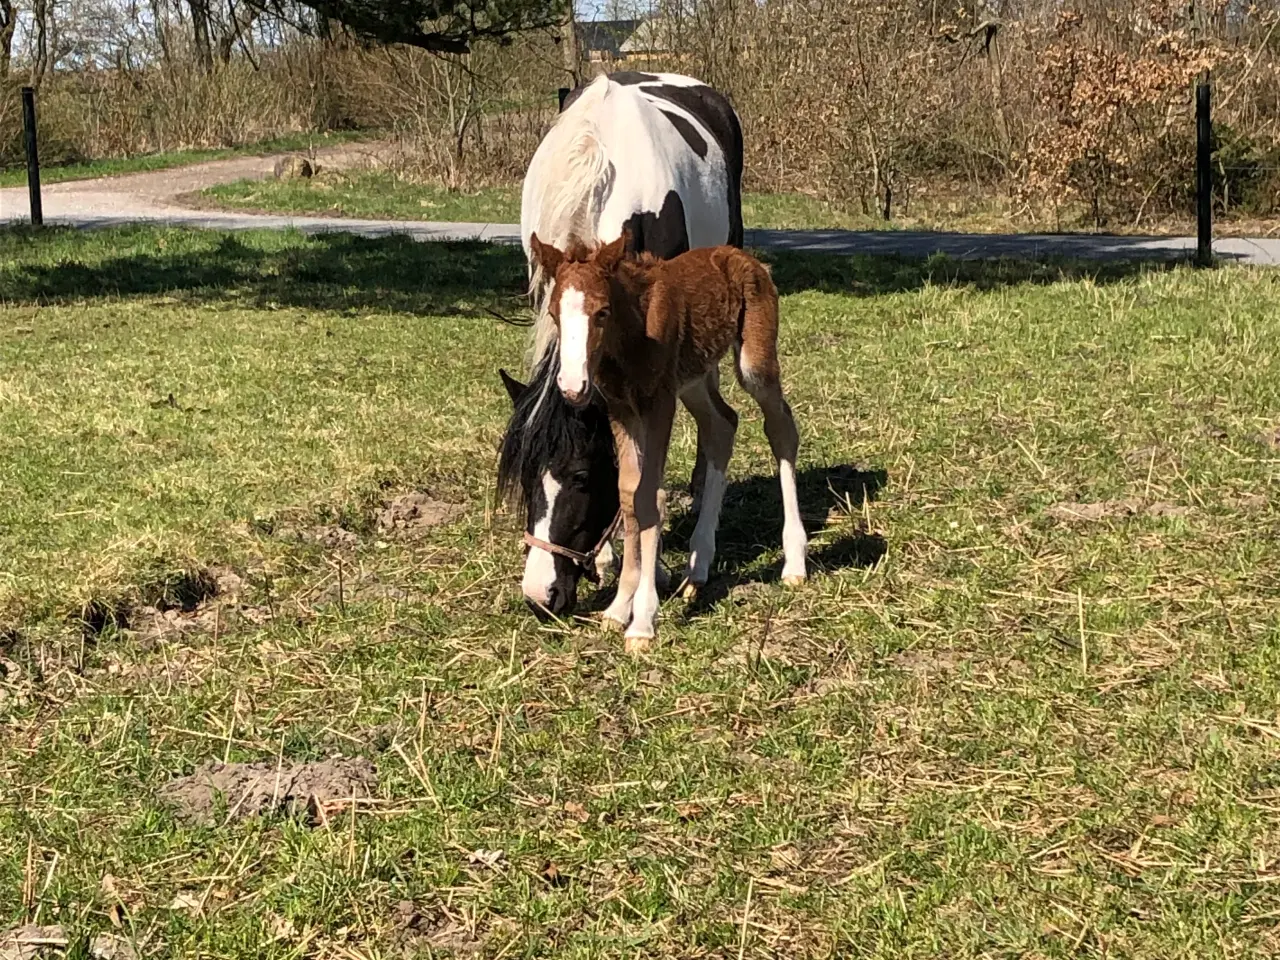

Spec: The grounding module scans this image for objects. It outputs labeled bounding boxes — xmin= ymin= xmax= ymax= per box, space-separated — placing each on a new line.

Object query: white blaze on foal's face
xmin=556 ymin=286 xmax=591 ymax=403
xmin=521 ymin=471 xmax=561 ymax=605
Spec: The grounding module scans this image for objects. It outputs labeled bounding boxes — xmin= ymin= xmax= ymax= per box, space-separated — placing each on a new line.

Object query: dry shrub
xmin=1 ymin=38 xmax=350 ymax=168
xmin=667 ymin=0 xmax=1280 ymax=226
xmin=1021 ymin=6 xmax=1217 ymax=227
xmin=331 ymin=34 xmax=562 ymax=188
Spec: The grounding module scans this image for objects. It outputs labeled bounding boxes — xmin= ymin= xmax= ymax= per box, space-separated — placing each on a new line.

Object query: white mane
xmin=523 ymin=75 xmax=614 ymax=365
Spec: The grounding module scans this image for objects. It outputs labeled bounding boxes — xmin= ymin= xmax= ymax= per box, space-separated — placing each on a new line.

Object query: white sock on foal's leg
xmin=779 ymin=458 xmax=807 ymax=585
xmin=625 ymin=524 xmax=663 ymax=649
xmin=686 ymin=463 xmax=726 ymax=588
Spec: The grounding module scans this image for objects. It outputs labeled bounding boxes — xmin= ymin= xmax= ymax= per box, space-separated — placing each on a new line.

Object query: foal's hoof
xmin=623 ymin=634 xmax=652 ymax=655
xmin=680 ymin=579 xmax=703 ymax=601
xmin=782 ymin=574 xmax=806 ymax=588
xmin=601 ymin=615 xmax=626 ymax=633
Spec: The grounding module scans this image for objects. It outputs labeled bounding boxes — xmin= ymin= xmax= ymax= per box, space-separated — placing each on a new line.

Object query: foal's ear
xmin=597 ymin=230 xmax=629 ymax=272
xmin=529 ymin=233 xmax=563 ymax=277
xmin=498 ymin=368 xmax=527 ymax=406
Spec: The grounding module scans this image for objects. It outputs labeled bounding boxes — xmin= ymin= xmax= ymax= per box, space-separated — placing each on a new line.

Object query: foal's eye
xmin=593 ymin=307 xmax=610 ymax=324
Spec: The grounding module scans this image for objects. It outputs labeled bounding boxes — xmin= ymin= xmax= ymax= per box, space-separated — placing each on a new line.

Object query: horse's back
xmin=523 ymin=72 xmax=742 ymax=257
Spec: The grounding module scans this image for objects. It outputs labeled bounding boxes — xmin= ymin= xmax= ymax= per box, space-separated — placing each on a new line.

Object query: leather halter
xmin=523 ymin=510 xmax=621 ymax=584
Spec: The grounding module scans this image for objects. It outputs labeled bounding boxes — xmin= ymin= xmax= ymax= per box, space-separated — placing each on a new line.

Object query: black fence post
xmin=1196 ymin=77 xmax=1212 ymax=267
xmin=558 ymin=87 xmax=570 ymax=112
xmin=22 ymin=87 xmax=43 ymax=227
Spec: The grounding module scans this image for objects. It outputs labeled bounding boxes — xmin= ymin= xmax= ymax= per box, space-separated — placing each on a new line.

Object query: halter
xmin=523 ymin=510 xmax=621 ymax=584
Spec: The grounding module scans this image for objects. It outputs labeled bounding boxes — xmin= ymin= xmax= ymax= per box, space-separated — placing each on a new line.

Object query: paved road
xmin=2 ymin=155 xmax=1278 ymax=264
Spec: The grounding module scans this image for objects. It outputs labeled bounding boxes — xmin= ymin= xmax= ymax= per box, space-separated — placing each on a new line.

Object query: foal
xmin=528 ymin=230 xmax=807 ymax=648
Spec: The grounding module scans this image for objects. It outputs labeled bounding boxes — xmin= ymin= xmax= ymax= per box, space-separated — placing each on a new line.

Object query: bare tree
xmin=0 ymin=0 xmax=15 ymax=78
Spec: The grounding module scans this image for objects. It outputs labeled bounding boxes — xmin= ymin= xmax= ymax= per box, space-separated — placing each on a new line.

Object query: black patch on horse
xmin=659 ymin=110 xmax=708 ymax=159
xmin=610 ymin=71 xmax=661 ymax=85
xmin=640 ymin=84 xmax=745 ymax=248
xmin=561 ymin=84 xmax=587 ymax=113
xmin=622 ymin=190 xmax=690 ymax=260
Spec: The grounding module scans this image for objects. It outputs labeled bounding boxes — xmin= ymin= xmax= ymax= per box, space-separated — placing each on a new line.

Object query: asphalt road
xmin=2 ymin=163 xmax=1277 ymax=265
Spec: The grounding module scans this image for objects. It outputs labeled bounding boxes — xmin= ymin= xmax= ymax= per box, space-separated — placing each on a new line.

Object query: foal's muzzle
xmin=556 ymin=374 xmax=592 ymax=408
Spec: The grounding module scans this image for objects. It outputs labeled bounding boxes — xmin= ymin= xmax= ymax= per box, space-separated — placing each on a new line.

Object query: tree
xmin=0 ymin=0 xmax=15 ymax=78
xmin=257 ymin=0 xmax=567 ymax=54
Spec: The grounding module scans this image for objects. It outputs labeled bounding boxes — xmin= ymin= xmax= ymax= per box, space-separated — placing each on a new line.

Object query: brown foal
xmin=528 ymin=228 xmax=807 ymax=649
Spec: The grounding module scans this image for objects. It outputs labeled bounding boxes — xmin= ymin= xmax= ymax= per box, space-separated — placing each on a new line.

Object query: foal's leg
xmin=735 ymin=350 xmax=808 ymax=585
xmin=603 ymin=422 xmax=643 ymax=632
xmin=677 ymin=373 xmax=738 ymax=595
xmin=625 ymin=394 xmax=676 ymax=648
xmin=685 ymin=363 xmax=722 ymax=515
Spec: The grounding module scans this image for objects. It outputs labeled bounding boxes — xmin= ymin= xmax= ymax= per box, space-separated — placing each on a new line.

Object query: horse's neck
xmin=600 ymin=264 xmax=673 ymax=395
xmin=607 ymin=264 xmax=659 ymax=344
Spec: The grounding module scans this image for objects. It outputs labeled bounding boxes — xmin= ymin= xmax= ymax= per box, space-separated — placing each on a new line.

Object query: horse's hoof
xmin=782 ymin=574 xmax=806 ymax=588
xmin=601 ymin=616 xmax=626 ymax=633
xmin=680 ymin=580 xmax=702 ymax=601
xmin=624 ymin=633 xmax=652 ymax=654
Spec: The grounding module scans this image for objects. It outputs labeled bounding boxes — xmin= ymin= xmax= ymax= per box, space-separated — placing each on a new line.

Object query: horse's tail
xmin=524 ymin=75 xmax=614 ymax=368
xmin=727 ymin=250 xmax=782 ymax=388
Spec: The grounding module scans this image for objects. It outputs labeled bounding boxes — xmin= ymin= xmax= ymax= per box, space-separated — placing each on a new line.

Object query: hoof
xmin=601 ymin=615 xmax=626 ymax=633
xmin=782 ymin=574 xmax=806 ymax=588
xmin=624 ymin=633 xmax=652 ymax=654
xmin=680 ymin=580 xmax=702 ymax=601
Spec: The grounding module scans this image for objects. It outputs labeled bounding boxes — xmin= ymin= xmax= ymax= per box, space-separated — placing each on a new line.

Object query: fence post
xmin=558 ymin=87 xmax=570 ymax=112
xmin=22 ymin=87 xmax=43 ymax=227
xmin=1196 ymin=76 xmax=1212 ymax=267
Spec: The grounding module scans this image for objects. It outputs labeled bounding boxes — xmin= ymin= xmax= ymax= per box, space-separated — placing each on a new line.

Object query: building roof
xmin=576 ymin=19 xmax=643 ymax=58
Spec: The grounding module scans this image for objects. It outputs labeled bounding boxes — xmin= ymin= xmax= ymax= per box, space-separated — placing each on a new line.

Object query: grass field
xmin=2 ymin=224 xmax=1279 ymax=958
xmin=193 ymin=171 xmax=966 ymax=233
xmin=0 ymin=132 xmax=374 ymax=189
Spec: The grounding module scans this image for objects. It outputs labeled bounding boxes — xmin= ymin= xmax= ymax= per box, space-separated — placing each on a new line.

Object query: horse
xmin=525 ymin=228 xmax=808 ymax=650
xmin=508 ymin=71 xmax=745 ymax=617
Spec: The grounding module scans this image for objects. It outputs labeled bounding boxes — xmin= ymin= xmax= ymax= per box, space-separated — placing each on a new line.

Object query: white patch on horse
xmin=521 ymin=471 xmax=562 ymax=605
xmin=556 ymin=287 xmax=591 ymax=403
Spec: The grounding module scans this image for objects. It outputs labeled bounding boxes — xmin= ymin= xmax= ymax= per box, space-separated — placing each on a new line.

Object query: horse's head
xmin=528 ymin=229 xmax=630 ymax=408
xmin=497 ymin=363 xmax=619 ymax=619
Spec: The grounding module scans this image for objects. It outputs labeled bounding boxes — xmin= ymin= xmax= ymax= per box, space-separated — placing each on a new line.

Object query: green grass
xmin=2 ymin=224 xmax=1280 ymax=958
xmin=195 ymin=171 xmax=935 ymax=230
xmin=0 ymin=131 xmax=373 ymax=188
xmin=193 ymin=171 xmax=524 ymax=223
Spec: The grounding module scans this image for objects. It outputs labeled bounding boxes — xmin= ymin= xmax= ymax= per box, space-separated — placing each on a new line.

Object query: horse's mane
xmin=526 ymin=75 xmax=615 ymax=367
xmin=496 ymin=351 xmax=613 ymax=516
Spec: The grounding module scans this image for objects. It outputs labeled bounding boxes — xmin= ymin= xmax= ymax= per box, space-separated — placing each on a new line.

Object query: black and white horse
xmin=501 ymin=71 xmax=745 ymax=617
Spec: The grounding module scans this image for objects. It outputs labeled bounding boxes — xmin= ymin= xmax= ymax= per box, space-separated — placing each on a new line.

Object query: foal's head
xmin=528 ymin=231 xmax=630 ymax=407
xmin=496 ymin=359 xmax=619 ymax=619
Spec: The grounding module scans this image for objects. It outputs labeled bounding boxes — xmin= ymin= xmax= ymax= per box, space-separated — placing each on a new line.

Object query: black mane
xmin=497 ymin=352 xmax=613 ymax=515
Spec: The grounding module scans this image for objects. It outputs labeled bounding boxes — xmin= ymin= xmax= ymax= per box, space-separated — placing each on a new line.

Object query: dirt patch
xmin=1224 ymin=492 xmax=1268 ymax=511
xmin=127 ymin=568 xmax=265 ymax=643
xmin=389 ymin=901 xmax=488 ymax=956
xmin=375 ymin=493 xmax=465 ymax=537
xmin=160 ymin=756 xmax=377 ymax=825
xmin=137 ymin=565 xmax=223 ymax=612
xmin=893 ymin=647 xmax=968 ymax=677
xmin=1122 ymin=446 xmax=1163 ymax=466
xmin=1045 ymin=499 xmax=1191 ymax=522
xmin=276 ymin=525 xmax=361 ymax=550
xmin=0 ymin=926 xmax=135 ymax=960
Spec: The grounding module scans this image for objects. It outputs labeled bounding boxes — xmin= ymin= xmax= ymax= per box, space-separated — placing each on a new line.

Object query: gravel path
xmin=2 ymin=148 xmax=1278 ymax=265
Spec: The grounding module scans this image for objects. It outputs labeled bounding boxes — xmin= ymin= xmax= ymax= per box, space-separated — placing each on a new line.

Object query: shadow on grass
xmin=583 ymin=463 xmax=888 ymax=619
xmin=0 ymin=226 xmax=531 ymax=317
xmin=0 ymin=224 xmax=1198 ymax=316
xmin=758 ymin=247 xmax=1186 ymax=297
